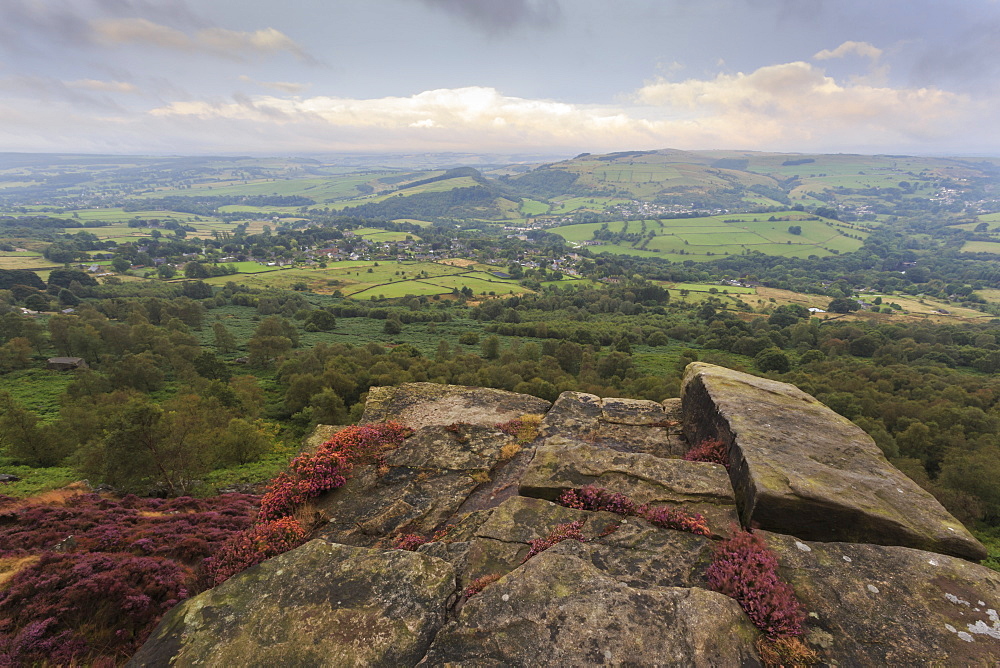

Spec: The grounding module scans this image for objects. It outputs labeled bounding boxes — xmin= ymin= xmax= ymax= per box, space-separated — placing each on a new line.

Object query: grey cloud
xmin=911 ymin=20 xmax=1000 ymax=93
xmin=417 ymin=0 xmax=562 ymax=35
xmin=0 ymin=74 xmax=128 ymax=111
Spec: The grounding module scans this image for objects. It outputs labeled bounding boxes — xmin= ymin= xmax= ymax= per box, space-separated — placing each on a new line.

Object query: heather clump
xmin=257 ymin=422 xmax=410 ymax=522
xmin=0 ymin=552 xmax=191 ymax=665
xmin=556 ymin=485 xmax=711 ymax=537
xmin=464 ymin=573 xmax=503 ymax=597
xmin=202 ymin=517 xmax=307 ymax=586
xmin=0 ymin=492 xmax=259 ymax=666
xmin=683 ymin=437 xmax=730 ymax=468
xmin=705 ymin=530 xmax=806 ymax=639
xmin=211 ymin=422 xmax=411 ymax=584
xmin=522 ymin=520 xmax=586 ymax=562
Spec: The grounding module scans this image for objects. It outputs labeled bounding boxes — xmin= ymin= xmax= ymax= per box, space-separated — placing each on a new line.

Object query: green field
xmin=200 ymin=259 xmax=531 ymax=300
xmin=665 ymin=282 xmax=756 ymax=294
xmin=548 ymin=213 xmax=865 ymax=261
xmin=0 ymin=255 xmax=62 ymax=270
xmin=961 ymin=241 xmax=1000 ymax=255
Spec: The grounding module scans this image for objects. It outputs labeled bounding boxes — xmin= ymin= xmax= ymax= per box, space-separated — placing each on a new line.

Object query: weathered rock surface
xmin=128 ymin=540 xmax=456 ymax=668
xmin=681 ymin=362 xmax=987 ymax=561
xmin=765 ymin=532 xmax=1000 ymax=666
xmin=519 ymin=435 xmax=739 ymax=535
xmin=361 ymin=382 xmax=550 ymax=429
xmin=316 ymin=424 xmax=519 ymax=546
xmin=423 ymin=544 xmax=761 ymax=667
xmin=133 ymin=378 xmax=1000 ymax=666
xmin=540 ymin=391 xmax=687 ymax=457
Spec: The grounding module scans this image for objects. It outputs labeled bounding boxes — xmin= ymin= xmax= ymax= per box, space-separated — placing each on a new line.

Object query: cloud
xmin=91 ymin=17 xmax=190 ymax=48
xmin=633 ymin=62 xmax=966 ymax=147
xmin=90 ymin=18 xmax=317 ymax=62
xmin=142 ymin=65 xmax=976 ymax=155
xmin=238 ymin=75 xmax=308 ymax=94
xmin=67 ymin=78 xmax=138 ymax=93
xmin=416 ymin=0 xmax=561 ymax=35
xmin=814 ymin=41 xmax=883 ymax=62
xmin=199 ymin=27 xmax=318 ymax=63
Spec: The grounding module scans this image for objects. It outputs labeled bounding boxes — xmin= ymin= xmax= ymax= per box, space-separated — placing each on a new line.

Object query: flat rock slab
xmin=520 ymin=436 xmax=738 ymax=535
xmin=766 ymin=532 xmax=1000 ymax=665
xmin=361 ymin=382 xmax=550 ymax=430
xmin=423 ymin=544 xmax=761 ymax=667
xmin=128 ymin=540 xmax=456 ymax=668
xmin=540 ymin=391 xmax=687 ymax=457
xmin=681 ymin=362 xmax=986 ymax=561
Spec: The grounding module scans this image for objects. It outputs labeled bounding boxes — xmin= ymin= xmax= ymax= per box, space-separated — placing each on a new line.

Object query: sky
xmin=2 ymin=0 xmax=999 ymax=157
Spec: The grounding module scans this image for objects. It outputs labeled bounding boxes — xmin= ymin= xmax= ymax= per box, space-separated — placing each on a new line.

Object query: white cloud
xmin=814 ymin=41 xmax=883 ymax=62
xmin=0 ymin=61 xmax=986 ymax=155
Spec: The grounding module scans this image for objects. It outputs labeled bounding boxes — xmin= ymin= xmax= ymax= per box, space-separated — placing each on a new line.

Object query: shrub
xmin=683 ymin=437 xmax=730 ymax=468
xmin=203 ymin=517 xmax=306 ymax=586
xmin=705 ymin=530 xmax=806 ymax=638
xmin=522 ymin=520 xmax=586 ymax=562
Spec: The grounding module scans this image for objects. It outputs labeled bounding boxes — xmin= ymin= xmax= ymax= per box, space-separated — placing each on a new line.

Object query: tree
xmin=383 ymin=319 xmax=402 ymax=335
xmin=788 ymin=225 xmax=802 ymax=235
xmin=0 ymin=392 xmax=67 ymax=466
xmin=304 ymin=310 xmax=336 ymax=332
xmin=481 ymin=335 xmax=501 ymax=360
xmin=827 ymin=297 xmax=859 ymax=314
xmin=213 ymin=322 xmax=237 ymax=353
xmin=111 ymin=257 xmax=131 ymax=274
xmin=754 ymin=348 xmax=790 ymax=373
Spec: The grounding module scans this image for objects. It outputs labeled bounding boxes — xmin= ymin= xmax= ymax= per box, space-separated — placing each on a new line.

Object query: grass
xmin=0 ymin=256 xmax=62 ymax=270
xmin=961 ymin=241 xmax=1000 ymax=255
xmin=548 ymin=212 xmax=865 ymax=261
xmin=0 ymin=368 xmax=77 ymax=420
xmin=0 ymin=464 xmax=79 ymax=498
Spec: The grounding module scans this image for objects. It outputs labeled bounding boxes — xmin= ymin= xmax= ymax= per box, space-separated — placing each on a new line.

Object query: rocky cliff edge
xmin=130 ymin=366 xmax=1000 ymax=667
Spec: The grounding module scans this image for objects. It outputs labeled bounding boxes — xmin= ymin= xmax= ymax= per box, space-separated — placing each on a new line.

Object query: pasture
xmin=548 ymin=212 xmax=866 ymax=261
xmin=200 ymin=259 xmax=540 ymax=300
xmin=961 ymin=241 xmax=1000 ymax=255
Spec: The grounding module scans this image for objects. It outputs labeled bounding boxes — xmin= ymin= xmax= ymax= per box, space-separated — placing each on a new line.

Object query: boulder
xmin=423 ymin=543 xmax=761 ymax=666
xmin=361 ymin=382 xmax=550 ymax=430
xmin=128 ymin=540 xmax=456 ymax=668
xmin=765 ymin=532 xmax=1000 ymax=665
xmin=681 ymin=362 xmax=986 ymax=561
xmin=519 ymin=436 xmax=738 ymax=535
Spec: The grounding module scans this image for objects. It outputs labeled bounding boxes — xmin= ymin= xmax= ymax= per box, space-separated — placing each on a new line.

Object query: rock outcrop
xmin=681 ymin=362 xmax=986 ymax=561
xmin=134 ymin=369 xmax=999 ymax=666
